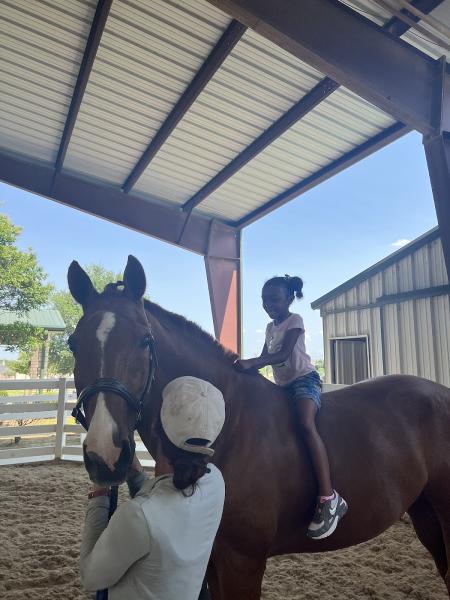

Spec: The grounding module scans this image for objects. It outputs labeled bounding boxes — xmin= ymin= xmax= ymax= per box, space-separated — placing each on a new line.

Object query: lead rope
xmin=95 ymin=485 xmax=119 ymax=600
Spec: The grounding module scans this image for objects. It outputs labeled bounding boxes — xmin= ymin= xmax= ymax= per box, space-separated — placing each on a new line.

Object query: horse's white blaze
xmin=96 ymin=311 xmax=116 ymax=376
xmin=85 ymin=311 xmax=120 ymax=471
xmin=85 ymin=392 xmax=121 ymax=471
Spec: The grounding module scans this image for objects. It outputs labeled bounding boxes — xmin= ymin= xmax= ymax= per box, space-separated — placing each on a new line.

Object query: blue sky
xmin=1 ymin=131 xmax=437 ymax=360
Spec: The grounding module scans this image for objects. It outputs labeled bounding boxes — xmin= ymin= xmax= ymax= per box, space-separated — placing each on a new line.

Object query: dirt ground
xmin=0 ymin=461 xmax=446 ymax=599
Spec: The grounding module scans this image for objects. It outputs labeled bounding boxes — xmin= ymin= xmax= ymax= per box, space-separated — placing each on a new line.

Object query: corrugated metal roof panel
xmin=133 ymin=27 xmax=324 ymax=204
xmin=0 ymin=0 xmax=95 ymax=162
xmin=197 ymin=87 xmax=396 ymax=221
xmin=0 ymin=309 xmax=65 ymax=330
xmin=64 ymin=0 xmax=232 ymax=184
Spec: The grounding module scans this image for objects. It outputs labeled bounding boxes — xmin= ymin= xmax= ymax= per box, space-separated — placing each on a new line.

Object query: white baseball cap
xmin=161 ymin=376 xmax=225 ymax=457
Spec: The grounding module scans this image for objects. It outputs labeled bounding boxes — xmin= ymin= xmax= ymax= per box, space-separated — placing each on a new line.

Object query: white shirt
xmin=80 ymin=464 xmax=225 ymax=600
xmin=265 ymin=313 xmax=315 ymax=386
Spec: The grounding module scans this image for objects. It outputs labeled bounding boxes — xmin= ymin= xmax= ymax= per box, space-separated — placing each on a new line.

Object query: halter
xmin=72 ymin=331 xmax=158 ymax=432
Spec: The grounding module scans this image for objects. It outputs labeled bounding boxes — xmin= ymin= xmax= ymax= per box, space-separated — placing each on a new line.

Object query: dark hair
xmin=264 ymin=275 xmax=304 ymax=300
xmin=156 ymin=420 xmax=210 ymax=497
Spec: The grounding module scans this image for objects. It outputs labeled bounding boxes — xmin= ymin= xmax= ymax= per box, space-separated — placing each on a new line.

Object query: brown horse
xmin=68 ymin=255 xmax=450 ymax=599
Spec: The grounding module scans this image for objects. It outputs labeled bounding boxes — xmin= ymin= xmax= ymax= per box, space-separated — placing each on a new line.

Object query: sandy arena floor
xmin=0 ymin=461 xmax=446 ymax=599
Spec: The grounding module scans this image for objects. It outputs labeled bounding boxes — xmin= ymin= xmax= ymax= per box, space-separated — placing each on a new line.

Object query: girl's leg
xmin=293 ymin=398 xmax=333 ymax=497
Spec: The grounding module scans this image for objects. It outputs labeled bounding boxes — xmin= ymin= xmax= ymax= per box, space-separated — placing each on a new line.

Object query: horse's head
xmin=67 ymin=255 xmax=155 ymax=485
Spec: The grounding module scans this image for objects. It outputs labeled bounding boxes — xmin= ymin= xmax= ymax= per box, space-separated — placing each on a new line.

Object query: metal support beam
xmin=182 ymin=77 xmax=339 ymax=214
xmin=424 ymin=56 xmax=450 ymax=278
xmin=182 ymin=0 xmax=439 ymax=214
xmin=54 ymin=0 xmax=112 ymax=173
xmin=384 ymin=0 xmax=445 ymax=37
xmin=237 ymin=121 xmax=409 ymax=227
xmin=205 ymin=223 xmax=241 ymax=354
xmin=122 ymin=20 xmax=246 ymax=193
xmin=207 ymin=0 xmax=448 ymax=134
xmin=0 ymin=149 xmax=238 ymax=256
xmin=424 ymin=133 xmax=450 ymax=276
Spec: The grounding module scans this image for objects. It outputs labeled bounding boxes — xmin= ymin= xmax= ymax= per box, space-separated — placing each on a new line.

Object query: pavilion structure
xmin=1 ymin=0 xmax=450 ymax=352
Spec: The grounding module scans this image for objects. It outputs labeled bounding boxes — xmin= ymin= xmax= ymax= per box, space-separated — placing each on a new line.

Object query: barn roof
xmin=311 ymin=226 xmax=440 ymax=309
xmin=0 ymin=309 xmax=66 ymax=332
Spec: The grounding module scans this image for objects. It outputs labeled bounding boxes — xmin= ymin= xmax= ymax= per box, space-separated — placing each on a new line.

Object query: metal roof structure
xmin=1 ymin=0 xmax=450 ymax=352
xmin=0 ymin=309 xmax=66 ymax=331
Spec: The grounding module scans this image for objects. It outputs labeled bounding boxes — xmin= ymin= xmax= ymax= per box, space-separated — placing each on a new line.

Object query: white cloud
xmin=391 ymin=238 xmax=411 ymax=248
xmin=255 ymin=328 xmax=264 ymax=334
xmin=305 ymin=333 xmax=311 ymax=340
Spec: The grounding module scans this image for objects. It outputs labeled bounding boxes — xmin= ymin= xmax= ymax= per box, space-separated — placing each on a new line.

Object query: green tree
xmin=0 ymin=214 xmax=51 ymax=351
xmin=314 ymin=358 xmax=325 ymax=379
xmin=48 ymin=265 xmax=122 ymax=375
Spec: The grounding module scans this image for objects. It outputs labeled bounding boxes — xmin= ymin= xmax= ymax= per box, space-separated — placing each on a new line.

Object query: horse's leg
xmin=207 ymin=546 xmax=267 ymax=600
xmin=425 ymin=481 xmax=450 ymax=596
xmin=408 ymin=493 xmax=448 ymax=580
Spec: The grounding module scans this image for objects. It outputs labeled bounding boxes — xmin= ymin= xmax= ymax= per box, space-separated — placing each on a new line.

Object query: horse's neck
xmin=152 ymin=322 xmax=234 ymax=394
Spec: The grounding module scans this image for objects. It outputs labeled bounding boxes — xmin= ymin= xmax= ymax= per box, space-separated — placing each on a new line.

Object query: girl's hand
xmin=234 ymin=358 xmax=258 ymax=372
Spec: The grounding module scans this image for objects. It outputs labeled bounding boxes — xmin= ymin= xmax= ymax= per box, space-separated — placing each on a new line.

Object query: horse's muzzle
xmin=83 ymin=439 xmax=134 ymax=485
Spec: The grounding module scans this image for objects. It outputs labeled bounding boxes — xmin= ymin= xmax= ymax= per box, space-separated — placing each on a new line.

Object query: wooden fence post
xmin=54 ymin=378 xmax=67 ymax=459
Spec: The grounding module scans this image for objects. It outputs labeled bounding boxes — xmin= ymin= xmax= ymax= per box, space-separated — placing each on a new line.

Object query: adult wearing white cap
xmin=79 ymin=376 xmax=226 ymax=600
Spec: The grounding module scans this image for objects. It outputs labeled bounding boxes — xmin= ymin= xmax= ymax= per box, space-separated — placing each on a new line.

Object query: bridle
xmin=72 ymin=331 xmax=158 ymax=432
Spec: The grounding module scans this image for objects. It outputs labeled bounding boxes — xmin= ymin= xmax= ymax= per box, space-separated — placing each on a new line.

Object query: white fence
xmin=0 ymin=379 xmax=345 ymax=467
xmin=0 ymin=378 xmax=155 ymax=467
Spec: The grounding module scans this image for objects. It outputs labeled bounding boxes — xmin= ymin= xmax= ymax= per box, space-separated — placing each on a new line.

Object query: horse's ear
xmin=123 ymin=255 xmax=146 ymax=301
xmin=67 ymin=261 xmax=97 ymax=308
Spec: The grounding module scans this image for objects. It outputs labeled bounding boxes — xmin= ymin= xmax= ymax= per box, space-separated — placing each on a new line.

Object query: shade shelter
xmin=1 ymin=0 xmax=450 ymax=352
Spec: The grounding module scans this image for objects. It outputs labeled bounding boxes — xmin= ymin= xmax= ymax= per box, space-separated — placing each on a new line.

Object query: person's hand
xmin=126 ymin=454 xmax=143 ymax=482
xmin=126 ymin=454 xmax=149 ymax=498
xmin=234 ymin=358 xmax=259 ymax=372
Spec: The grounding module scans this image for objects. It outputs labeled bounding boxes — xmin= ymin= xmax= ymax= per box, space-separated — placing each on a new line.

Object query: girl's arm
xmin=234 ymin=343 xmax=267 ymax=372
xmin=235 ymin=329 xmax=301 ymax=372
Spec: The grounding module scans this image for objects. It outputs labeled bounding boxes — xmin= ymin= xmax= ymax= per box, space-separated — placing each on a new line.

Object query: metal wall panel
xmin=318 ymin=234 xmax=450 ymax=385
xmin=0 ymin=0 xmax=96 ymax=162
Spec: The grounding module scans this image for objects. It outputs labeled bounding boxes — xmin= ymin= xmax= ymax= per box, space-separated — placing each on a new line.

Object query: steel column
xmin=424 ymin=58 xmax=450 ymax=278
xmin=424 ymin=133 xmax=450 ymax=276
xmin=204 ymin=223 xmax=242 ymax=354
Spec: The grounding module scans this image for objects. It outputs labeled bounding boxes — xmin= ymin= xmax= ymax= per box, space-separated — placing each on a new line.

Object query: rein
xmin=72 ymin=330 xmax=158 ymax=600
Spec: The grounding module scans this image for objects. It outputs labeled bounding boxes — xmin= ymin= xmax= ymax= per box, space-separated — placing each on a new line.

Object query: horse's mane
xmin=100 ymin=283 xmax=238 ymax=363
xmin=144 ymin=298 xmax=238 ymax=363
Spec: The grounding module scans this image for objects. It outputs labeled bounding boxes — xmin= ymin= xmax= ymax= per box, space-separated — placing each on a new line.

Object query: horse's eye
xmin=68 ymin=335 xmax=77 ymax=354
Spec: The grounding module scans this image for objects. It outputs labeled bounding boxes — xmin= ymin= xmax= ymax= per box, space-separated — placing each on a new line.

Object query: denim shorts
xmin=286 ymin=370 xmax=322 ymax=410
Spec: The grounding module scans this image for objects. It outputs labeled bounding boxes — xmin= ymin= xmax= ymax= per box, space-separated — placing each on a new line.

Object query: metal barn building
xmin=311 ymin=228 xmax=450 ymax=386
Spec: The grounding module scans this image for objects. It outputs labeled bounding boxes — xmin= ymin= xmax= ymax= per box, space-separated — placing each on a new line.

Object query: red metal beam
xmin=205 ymin=223 xmax=241 ymax=353
xmin=0 ymin=149 xmax=239 ymax=257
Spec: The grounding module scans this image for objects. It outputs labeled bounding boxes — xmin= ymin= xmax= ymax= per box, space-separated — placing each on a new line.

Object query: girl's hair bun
xmin=284 ymin=274 xmax=303 ymax=299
